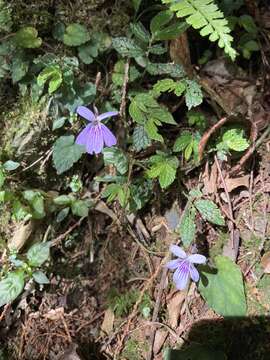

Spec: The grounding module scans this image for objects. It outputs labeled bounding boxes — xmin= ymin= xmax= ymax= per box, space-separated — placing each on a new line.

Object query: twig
xmin=119 ymin=59 xmax=130 ymax=120
xmin=0 ymin=303 xmax=10 ymax=322
xmin=198 ymin=117 xmax=228 ymax=160
xmin=214 ymin=155 xmax=235 ymax=249
xmin=147 ymin=266 xmax=168 ymax=360
xmin=51 ymin=219 xmax=84 ymax=246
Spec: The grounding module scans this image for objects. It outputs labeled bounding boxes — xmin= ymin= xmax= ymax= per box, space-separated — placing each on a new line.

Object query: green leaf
xmin=3 ymin=160 xmax=20 ymax=171
xmin=0 ymin=271 xmax=25 ymax=307
xmin=184 ymin=140 xmax=194 ymax=160
xmin=14 ymin=27 xmax=42 ymax=48
xmin=239 ymin=14 xmax=258 ymax=34
xmin=37 ymin=65 xmax=63 ymax=94
xmin=102 ymin=183 xmax=122 ymax=202
xmin=53 ymin=135 xmax=85 ymax=175
xmin=184 ymin=79 xmax=203 ymax=109
xmin=23 ymin=190 xmax=45 ymax=219
xmin=145 ymin=118 xmax=164 ymax=142
xmin=32 ymin=271 xmax=50 ymax=284
xmin=56 ymin=207 xmax=69 ymax=223
xmin=27 ymin=242 xmax=50 ymax=267
xmin=103 ymin=147 xmax=128 ymax=175
xmin=147 ymin=153 xmax=179 ymax=189
xmin=150 ymin=10 xmax=173 ymax=34
xmin=71 ymin=199 xmax=92 ymax=217
xmin=222 ymin=128 xmax=249 ymax=152
xmin=78 ymin=41 xmax=99 ymax=64
xmin=53 ymin=195 xmax=73 ymax=206
xmin=154 ymin=22 xmax=189 ymax=41
xmin=11 ymin=55 xmax=29 ymax=83
xmin=130 ymin=22 xmax=150 ymax=43
xmin=112 ymin=37 xmax=144 ymax=58
xmin=173 ymin=131 xmax=192 ymax=152
xmin=199 ymin=255 xmax=247 ymax=316
xmin=133 ymin=125 xmax=151 ymax=151
xmin=146 ymin=63 xmax=185 ymax=78
xmin=52 ymin=117 xmax=66 ymax=131
xmin=132 ymin=0 xmax=142 ymax=12
xmin=112 ymin=60 xmax=140 ymax=86
xmin=178 ymin=206 xmax=196 ymax=247
xmin=194 ymin=199 xmax=225 ymax=226
xmin=63 ymin=23 xmax=90 ymax=46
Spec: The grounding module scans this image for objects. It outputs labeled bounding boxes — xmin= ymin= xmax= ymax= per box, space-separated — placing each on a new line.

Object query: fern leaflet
xmin=162 ymin=0 xmax=236 ymax=60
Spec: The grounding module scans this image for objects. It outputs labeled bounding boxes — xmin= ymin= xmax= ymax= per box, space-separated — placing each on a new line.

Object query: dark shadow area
xmin=166 ymin=316 xmax=270 ymax=360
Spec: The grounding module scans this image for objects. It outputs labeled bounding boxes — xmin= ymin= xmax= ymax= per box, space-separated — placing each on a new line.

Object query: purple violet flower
xmin=166 ymin=245 xmax=206 ymax=290
xmin=76 ymin=105 xmax=118 ymax=154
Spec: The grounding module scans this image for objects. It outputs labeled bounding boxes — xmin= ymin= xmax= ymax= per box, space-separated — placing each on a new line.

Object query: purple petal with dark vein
xmin=188 ymin=254 xmax=207 ymax=264
xmin=101 ymin=124 xmax=117 ymax=147
xmin=97 ymin=111 xmax=118 ymax=121
xmin=170 ymin=245 xmax=187 ymax=259
xmin=189 ymin=264 xmax=200 ymax=282
xmin=165 ymin=259 xmax=180 ymax=270
xmin=76 ymin=124 xmax=92 ymax=147
xmin=173 ymin=265 xmax=190 ymax=290
xmin=77 ymin=106 xmax=95 ymax=122
xmin=86 ymin=125 xmax=104 ymax=154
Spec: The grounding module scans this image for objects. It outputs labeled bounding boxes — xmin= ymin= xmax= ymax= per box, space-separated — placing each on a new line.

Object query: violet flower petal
xmin=189 ymin=264 xmax=200 ymax=282
xmin=97 ymin=111 xmax=118 ymax=121
xmin=75 ymin=124 xmax=92 ymax=147
xmin=188 ymin=254 xmax=207 ymax=264
xmin=77 ymin=106 xmax=95 ymax=122
xmin=85 ymin=125 xmax=104 ymax=154
xmin=173 ymin=263 xmax=190 ymax=290
xmin=100 ymin=124 xmax=117 ymax=147
xmin=166 ymin=259 xmax=180 ymax=270
xmin=170 ymin=245 xmax=187 ymax=259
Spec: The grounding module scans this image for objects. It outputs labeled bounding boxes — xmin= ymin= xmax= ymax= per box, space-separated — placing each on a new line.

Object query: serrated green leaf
xmin=154 ymin=21 xmax=189 ymax=41
xmin=195 ymin=199 xmax=225 ymax=226
xmin=184 ymin=79 xmax=203 ymax=109
xmin=103 ymin=147 xmax=128 ymax=175
xmin=112 ymin=60 xmax=140 ymax=86
xmin=222 ymin=128 xmax=249 ymax=152
xmin=112 ymin=37 xmax=144 ymax=58
xmin=0 ymin=271 xmax=25 ymax=307
xmin=14 ymin=27 xmax=42 ymax=48
xmin=159 ymin=163 xmax=177 ymax=189
xmin=145 ymin=118 xmax=164 ymax=142
xmin=11 ymin=56 xmax=29 ymax=83
xmin=199 ymin=255 xmax=246 ymax=316
xmin=23 ymin=190 xmax=45 ymax=219
xmin=132 ymin=125 xmax=151 ymax=151
xmin=63 ymin=23 xmax=90 ymax=46
xmin=53 ymin=136 xmax=85 ymax=175
xmin=27 ymin=242 xmax=50 ymax=267
xmin=37 ymin=65 xmax=62 ymax=94
xmin=173 ymin=131 xmax=192 ymax=152
xmin=146 ymin=62 xmax=186 ymax=78
xmin=178 ymin=206 xmax=196 ymax=247
xmin=150 ymin=10 xmax=174 ymax=34
xmin=147 ymin=153 xmax=179 ymax=189
xmin=32 ymin=271 xmax=50 ymax=284
xmin=184 ymin=140 xmax=194 ymax=160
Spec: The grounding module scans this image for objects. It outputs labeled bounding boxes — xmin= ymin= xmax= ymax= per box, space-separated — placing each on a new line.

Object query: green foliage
xmin=163 ymin=0 xmax=236 ymax=60
xmin=164 ymin=345 xmax=226 ymax=360
xmin=153 ymin=78 xmax=203 ymax=110
xmin=132 ymin=125 xmax=151 ymax=151
xmin=14 ymin=27 xmax=42 ymax=48
xmin=194 ymin=199 xmax=225 ymax=226
xmin=173 ymin=130 xmax=201 ymax=162
xmin=23 ymin=190 xmax=45 ymax=219
xmin=147 ymin=152 xmax=179 ymax=189
xmin=27 ymin=242 xmax=50 ymax=267
xmin=37 ymin=65 xmax=63 ymax=94
xmin=112 ymin=60 xmax=140 ymax=86
xmin=53 ymin=136 xmax=85 ymax=175
xmin=78 ymin=32 xmax=111 ymax=64
xmin=199 ymin=255 xmax=247 ymax=316
xmin=63 ymin=24 xmax=90 ymax=46
xmin=129 ymin=93 xmax=176 ymax=142
xmin=178 ymin=206 xmax=196 ymax=247
xmin=103 ymin=147 xmax=128 ymax=175
xmin=0 ymin=0 xmax=12 ymax=32
xmin=108 ymin=288 xmax=139 ymax=317
xmin=222 ymin=128 xmax=249 ymax=151
xmin=0 ymin=271 xmax=25 ymax=307
xmin=32 ymin=271 xmax=50 ymax=285
xmin=112 ymin=37 xmax=144 ymax=58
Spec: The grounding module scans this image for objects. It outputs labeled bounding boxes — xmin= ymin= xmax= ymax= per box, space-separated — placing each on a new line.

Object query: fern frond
xmin=162 ymin=0 xmax=237 ymax=60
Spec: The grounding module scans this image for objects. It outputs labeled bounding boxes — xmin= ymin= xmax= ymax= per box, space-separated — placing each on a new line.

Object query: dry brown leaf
xmin=153 ymin=329 xmax=168 ymax=355
xmin=8 ymin=220 xmax=34 ymax=251
xmin=100 ymin=308 xmax=115 ymax=336
xmin=167 ymin=292 xmax=185 ymax=328
xmin=43 ymin=307 xmax=64 ymax=321
xmin=261 ymin=252 xmax=270 ymax=273
xmin=223 ymin=175 xmax=250 ymax=192
xmin=203 ymin=162 xmax=218 ymax=194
